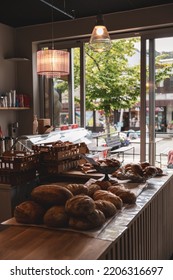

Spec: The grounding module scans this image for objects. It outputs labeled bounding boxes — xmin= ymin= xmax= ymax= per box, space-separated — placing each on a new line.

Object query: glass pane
xmin=85 ymin=37 xmax=141 ymax=163
xmin=155 ymin=37 xmax=173 ymax=168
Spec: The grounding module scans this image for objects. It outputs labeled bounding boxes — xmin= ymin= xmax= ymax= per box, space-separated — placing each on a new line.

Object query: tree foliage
xmin=84 ymin=38 xmax=140 ymax=116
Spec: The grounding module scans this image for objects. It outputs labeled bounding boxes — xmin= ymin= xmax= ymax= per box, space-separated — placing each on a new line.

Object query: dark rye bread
xmin=31 ymin=184 xmax=73 ymax=207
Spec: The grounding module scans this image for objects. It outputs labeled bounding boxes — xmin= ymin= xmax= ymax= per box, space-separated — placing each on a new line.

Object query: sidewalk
xmin=91 ymin=134 xmax=173 ymax=167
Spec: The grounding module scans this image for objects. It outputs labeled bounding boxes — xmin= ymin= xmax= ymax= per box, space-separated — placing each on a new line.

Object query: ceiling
xmin=0 ymin=0 xmax=173 ymax=28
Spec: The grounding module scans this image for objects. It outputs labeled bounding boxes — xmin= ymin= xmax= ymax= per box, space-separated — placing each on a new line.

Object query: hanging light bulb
xmin=37 ymin=48 xmax=69 ymax=78
xmin=89 ymin=14 xmax=111 ymax=52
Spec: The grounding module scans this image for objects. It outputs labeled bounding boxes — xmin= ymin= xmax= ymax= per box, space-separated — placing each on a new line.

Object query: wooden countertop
xmin=0 ymin=224 xmax=111 ymax=260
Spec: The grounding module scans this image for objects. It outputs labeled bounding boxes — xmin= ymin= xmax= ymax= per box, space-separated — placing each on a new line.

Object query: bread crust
xmin=31 ymin=184 xmax=73 ymax=207
xmin=14 ymin=201 xmax=45 ymax=224
xmin=93 ymin=190 xmax=123 ymax=209
xmin=65 ymin=195 xmax=95 ymax=217
xmin=95 ymin=199 xmax=117 ymax=217
xmin=44 ymin=206 xmax=69 ymax=227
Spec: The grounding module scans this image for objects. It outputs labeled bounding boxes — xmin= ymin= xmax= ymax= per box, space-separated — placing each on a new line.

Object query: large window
xmin=39 ymin=33 xmax=173 ymax=165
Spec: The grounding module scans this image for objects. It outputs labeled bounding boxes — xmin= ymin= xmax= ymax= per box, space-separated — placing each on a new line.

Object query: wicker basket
xmin=0 ymin=151 xmax=39 ymax=185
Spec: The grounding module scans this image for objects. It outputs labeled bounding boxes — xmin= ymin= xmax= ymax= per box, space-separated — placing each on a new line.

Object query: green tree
xmin=84 ymin=38 xmax=140 ymax=134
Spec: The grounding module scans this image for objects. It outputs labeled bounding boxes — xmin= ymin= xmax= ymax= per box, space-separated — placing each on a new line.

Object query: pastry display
xmin=14 ymin=201 xmax=45 ymax=224
xmin=13 ymin=161 xmax=162 ymax=231
xmin=112 ymin=162 xmax=163 ymax=182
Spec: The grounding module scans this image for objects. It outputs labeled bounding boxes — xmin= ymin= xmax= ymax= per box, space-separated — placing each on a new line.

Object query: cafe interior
xmin=0 ymin=0 xmax=173 ymax=260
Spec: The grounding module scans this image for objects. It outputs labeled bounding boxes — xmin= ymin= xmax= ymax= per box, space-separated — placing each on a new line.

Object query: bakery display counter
xmin=0 ymin=171 xmax=173 ymax=260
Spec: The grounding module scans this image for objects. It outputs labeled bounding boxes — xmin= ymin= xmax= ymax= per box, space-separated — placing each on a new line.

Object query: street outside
xmin=90 ymin=133 xmax=173 ymax=169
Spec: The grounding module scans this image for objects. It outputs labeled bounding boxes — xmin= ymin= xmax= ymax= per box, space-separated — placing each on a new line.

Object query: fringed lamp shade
xmin=37 ymin=49 xmax=70 ymax=78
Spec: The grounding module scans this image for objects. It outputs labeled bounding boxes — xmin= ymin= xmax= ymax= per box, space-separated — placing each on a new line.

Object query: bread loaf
xmin=143 ymin=166 xmax=157 ymax=179
xmin=31 ymin=184 xmax=73 ymax=207
xmin=93 ymin=190 xmax=123 ymax=209
xmin=95 ymin=180 xmax=112 ymax=190
xmin=131 ymin=164 xmax=143 ymax=176
xmin=87 ymin=183 xmax=101 ymax=197
xmin=14 ymin=201 xmax=45 ymax=224
xmin=108 ymin=186 xmax=136 ymax=204
xmin=140 ymin=161 xmax=150 ymax=169
xmin=69 ymin=209 xmax=105 ymax=230
xmin=65 ymin=195 xmax=95 ymax=217
xmin=95 ymin=199 xmax=117 ymax=217
xmin=43 ymin=206 xmax=69 ymax=228
xmin=64 ymin=184 xmax=89 ymax=195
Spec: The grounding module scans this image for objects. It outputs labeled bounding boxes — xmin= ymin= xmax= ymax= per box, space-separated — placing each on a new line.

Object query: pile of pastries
xmin=80 ymin=158 xmax=121 ymax=173
xmin=112 ymin=162 xmax=163 ymax=182
xmin=14 ymin=180 xmax=136 ymax=231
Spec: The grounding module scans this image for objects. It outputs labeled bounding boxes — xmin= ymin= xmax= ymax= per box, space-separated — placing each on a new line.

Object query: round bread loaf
xmin=14 ymin=201 xmax=45 ymax=224
xmin=65 ymin=195 xmax=95 ymax=217
xmin=87 ymin=183 xmax=101 ymax=198
xmin=31 ymin=184 xmax=73 ymax=207
xmin=64 ymin=184 xmax=89 ymax=195
xmin=95 ymin=199 xmax=117 ymax=217
xmin=143 ymin=166 xmax=157 ymax=179
xmin=140 ymin=161 xmax=150 ymax=170
xmin=108 ymin=186 xmax=136 ymax=204
xmin=156 ymin=167 xmax=163 ymax=175
xmin=95 ymin=180 xmax=112 ymax=190
xmin=69 ymin=209 xmax=105 ymax=230
xmin=43 ymin=206 xmax=69 ymax=228
xmin=93 ymin=190 xmax=123 ymax=209
xmin=131 ymin=164 xmax=143 ymax=176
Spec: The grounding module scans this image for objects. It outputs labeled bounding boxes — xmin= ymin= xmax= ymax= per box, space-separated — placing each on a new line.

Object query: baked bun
xmin=14 ymin=201 xmax=45 ymax=224
xmin=156 ymin=167 xmax=163 ymax=175
xmin=131 ymin=164 xmax=143 ymax=176
xmin=87 ymin=183 xmax=101 ymax=198
xmin=64 ymin=184 xmax=88 ymax=195
xmin=143 ymin=166 xmax=157 ymax=179
xmin=108 ymin=186 xmax=136 ymax=204
xmin=43 ymin=206 xmax=69 ymax=228
xmin=95 ymin=180 xmax=112 ymax=190
xmin=69 ymin=209 xmax=105 ymax=230
xmin=65 ymin=195 xmax=95 ymax=217
xmin=31 ymin=185 xmax=73 ymax=207
xmin=93 ymin=190 xmax=123 ymax=209
xmin=95 ymin=200 xmax=117 ymax=217
xmin=140 ymin=161 xmax=150 ymax=170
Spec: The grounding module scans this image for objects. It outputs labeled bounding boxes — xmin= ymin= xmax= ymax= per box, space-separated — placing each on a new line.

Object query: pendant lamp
xmin=37 ymin=0 xmax=70 ymax=78
xmin=37 ymin=48 xmax=69 ymax=78
xmin=89 ymin=14 xmax=111 ymax=52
